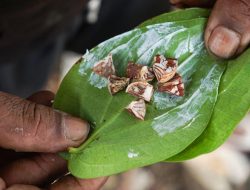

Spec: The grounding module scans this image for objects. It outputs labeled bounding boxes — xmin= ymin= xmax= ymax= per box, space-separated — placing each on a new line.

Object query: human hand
xmin=0 ymin=91 xmax=107 ymax=190
xmin=170 ymin=0 xmax=250 ymax=59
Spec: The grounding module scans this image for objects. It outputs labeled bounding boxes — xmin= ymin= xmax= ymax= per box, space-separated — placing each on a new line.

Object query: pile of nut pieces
xmin=93 ymin=54 xmax=184 ymax=120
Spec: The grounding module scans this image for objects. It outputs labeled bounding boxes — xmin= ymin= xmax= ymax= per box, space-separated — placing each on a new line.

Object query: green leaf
xmin=140 ymin=8 xmax=250 ymax=161
xmin=139 ymin=8 xmax=210 ymax=27
xmin=169 ymin=48 xmax=250 ymax=161
xmin=53 ymin=8 xmax=250 ymax=178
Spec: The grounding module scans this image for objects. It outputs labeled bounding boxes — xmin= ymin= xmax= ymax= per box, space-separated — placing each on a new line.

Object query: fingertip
xmin=63 ymin=115 xmax=90 ymax=144
xmin=207 ymin=26 xmax=241 ymax=59
xmin=43 ymin=112 xmax=91 ymax=152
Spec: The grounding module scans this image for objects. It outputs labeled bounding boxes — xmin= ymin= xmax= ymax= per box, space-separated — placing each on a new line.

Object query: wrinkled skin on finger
xmin=0 ymin=91 xmax=90 ymax=152
xmin=0 ymin=91 xmax=108 ymax=189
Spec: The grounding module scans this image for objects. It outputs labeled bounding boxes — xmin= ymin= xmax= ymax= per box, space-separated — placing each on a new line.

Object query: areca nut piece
xmin=153 ymin=55 xmax=178 ymax=83
xmin=126 ymin=99 xmax=146 ymax=120
xmin=126 ymin=81 xmax=154 ymax=102
xmin=108 ymin=75 xmax=130 ymax=95
xmin=157 ymin=73 xmax=184 ymax=96
xmin=93 ymin=54 xmax=115 ymax=78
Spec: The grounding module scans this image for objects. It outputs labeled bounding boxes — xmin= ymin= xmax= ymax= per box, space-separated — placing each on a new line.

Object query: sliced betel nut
xmin=93 ymin=54 xmax=115 ymax=78
xmin=126 ymin=99 xmax=146 ymax=120
xmin=126 ymin=62 xmax=154 ymax=82
xmin=157 ymin=73 xmax=184 ymax=96
xmin=140 ymin=66 xmax=155 ymax=82
xmin=126 ymin=62 xmax=142 ymax=79
xmin=153 ymin=54 xmax=166 ymax=63
xmin=126 ymin=81 xmax=154 ymax=102
xmin=108 ymin=75 xmax=130 ymax=95
xmin=153 ymin=55 xmax=178 ymax=83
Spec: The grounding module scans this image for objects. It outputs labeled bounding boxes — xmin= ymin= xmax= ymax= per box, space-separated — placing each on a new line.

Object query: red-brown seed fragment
xmin=126 ymin=81 xmax=154 ymax=102
xmin=126 ymin=62 xmax=142 ymax=79
xmin=157 ymin=73 xmax=184 ymax=96
xmin=153 ymin=54 xmax=166 ymax=63
xmin=140 ymin=66 xmax=155 ymax=82
xmin=93 ymin=54 xmax=115 ymax=78
xmin=108 ymin=75 xmax=130 ymax=95
xmin=153 ymin=55 xmax=178 ymax=83
xmin=126 ymin=99 xmax=146 ymax=120
xmin=126 ymin=62 xmax=154 ymax=82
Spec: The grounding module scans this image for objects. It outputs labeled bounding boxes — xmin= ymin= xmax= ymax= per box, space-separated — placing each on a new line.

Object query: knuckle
xmin=19 ymin=101 xmax=56 ymax=140
xmin=22 ymin=102 xmax=65 ymax=151
xmin=20 ymin=102 xmax=63 ymax=151
xmin=0 ymin=92 xmax=64 ymax=151
xmin=20 ymin=101 xmax=42 ymax=137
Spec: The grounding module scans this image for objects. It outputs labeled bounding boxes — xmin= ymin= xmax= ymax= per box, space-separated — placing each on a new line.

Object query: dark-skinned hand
xmin=0 ymin=91 xmax=108 ymax=190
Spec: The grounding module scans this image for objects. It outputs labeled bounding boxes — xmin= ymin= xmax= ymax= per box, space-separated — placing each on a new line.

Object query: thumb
xmin=0 ymin=91 xmax=90 ymax=152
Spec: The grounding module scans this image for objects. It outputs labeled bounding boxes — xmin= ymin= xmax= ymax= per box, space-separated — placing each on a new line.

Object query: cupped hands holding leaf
xmin=1 ymin=0 xmax=250 ymax=187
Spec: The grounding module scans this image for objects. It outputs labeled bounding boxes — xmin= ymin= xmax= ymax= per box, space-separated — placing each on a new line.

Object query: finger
xmin=1 ymin=90 xmax=61 ymax=167
xmin=50 ymin=175 xmax=108 ymax=190
xmin=27 ymin=91 xmax=55 ymax=107
xmin=205 ymin=0 xmax=250 ymax=58
xmin=0 ymin=91 xmax=90 ymax=152
xmin=6 ymin=184 xmax=41 ymax=190
xmin=5 ymin=177 xmax=108 ymax=190
xmin=169 ymin=0 xmax=215 ymax=7
xmin=0 ymin=178 xmax=6 ymax=190
xmin=0 ymin=153 xmax=67 ymax=187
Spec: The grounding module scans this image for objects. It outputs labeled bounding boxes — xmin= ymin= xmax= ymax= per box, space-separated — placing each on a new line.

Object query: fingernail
xmin=208 ymin=26 xmax=241 ymax=58
xmin=64 ymin=115 xmax=90 ymax=141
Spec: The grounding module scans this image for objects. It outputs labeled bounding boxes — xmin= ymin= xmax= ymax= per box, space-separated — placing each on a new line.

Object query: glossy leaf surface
xmin=170 ymin=48 xmax=250 ymax=160
xmin=54 ymin=8 xmax=249 ymax=178
xmin=135 ymin=7 xmax=250 ymax=161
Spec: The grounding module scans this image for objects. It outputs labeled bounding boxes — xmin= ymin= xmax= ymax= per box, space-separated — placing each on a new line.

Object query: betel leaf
xmin=139 ymin=8 xmax=210 ymax=27
xmin=169 ymin=48 xmax=250 ymax=161
xmin=53 ymin=8 xmax=249 ymax=178
xmin=139 ymin=8 xmax=250 ymax=161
